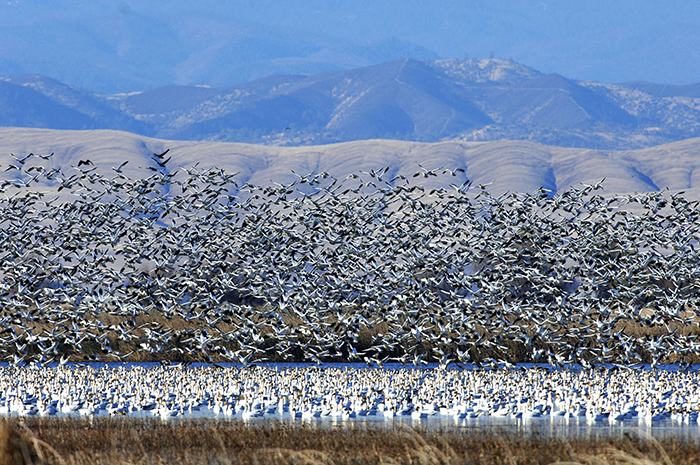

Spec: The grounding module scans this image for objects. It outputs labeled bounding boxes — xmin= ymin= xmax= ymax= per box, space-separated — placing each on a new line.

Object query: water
xmin=82 ymin=408 xmax=700 ymax=442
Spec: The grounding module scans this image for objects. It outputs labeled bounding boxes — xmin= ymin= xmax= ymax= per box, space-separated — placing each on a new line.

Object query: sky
xmin=138 ymin=0 xmax=700 ymax=83
xmin=0 ymin=0 xmax=698 ymax=92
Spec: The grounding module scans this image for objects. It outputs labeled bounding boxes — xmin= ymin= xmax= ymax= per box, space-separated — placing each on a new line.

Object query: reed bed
xmin=1 ymin=417 xmax=699 ymax=465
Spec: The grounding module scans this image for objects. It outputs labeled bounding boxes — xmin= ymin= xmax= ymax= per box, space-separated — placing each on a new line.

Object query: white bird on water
xmin=0 ymin=364 xmax=698 ymax=429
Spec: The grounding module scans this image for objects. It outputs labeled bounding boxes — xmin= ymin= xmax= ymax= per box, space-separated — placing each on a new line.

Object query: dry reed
xmin=0 ymin=417 xmax=699 ymax=465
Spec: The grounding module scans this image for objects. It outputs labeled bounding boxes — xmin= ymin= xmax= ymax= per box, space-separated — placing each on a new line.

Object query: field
xmin=2 ymin=417 xmax=700 ymax=465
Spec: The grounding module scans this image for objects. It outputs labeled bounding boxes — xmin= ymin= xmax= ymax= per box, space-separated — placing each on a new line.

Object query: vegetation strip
xmin=2 ymin=417 xmax=700 ymax=465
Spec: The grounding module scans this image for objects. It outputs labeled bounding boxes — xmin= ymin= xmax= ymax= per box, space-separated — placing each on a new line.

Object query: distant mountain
xmin=2 ymin=75 xmax=151 ymax=134
xmin=3 ymin=59 xmax=700 ymax=150
xmin=617 ymin=81 xmax=700 ymax=99
xmin=165 ymin=59 xmax=494 ymax=143
xmin=0 ymin=79 xmax=97 ymax=129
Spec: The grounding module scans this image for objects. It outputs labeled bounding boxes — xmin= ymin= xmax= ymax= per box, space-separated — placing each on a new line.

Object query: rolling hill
xmin=1 ymin=127 xmax=700 ymax=198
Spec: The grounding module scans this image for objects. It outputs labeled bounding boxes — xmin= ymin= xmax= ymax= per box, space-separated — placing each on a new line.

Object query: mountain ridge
xmin=3 ymin=58 xmax=700 ymax=150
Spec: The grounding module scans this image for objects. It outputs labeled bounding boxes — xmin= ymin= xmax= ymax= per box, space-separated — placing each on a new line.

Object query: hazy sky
xmin=1 ymin=0 xmax=698 ymax=91
xmin=139 ymin=0 xmax=700 ymax=82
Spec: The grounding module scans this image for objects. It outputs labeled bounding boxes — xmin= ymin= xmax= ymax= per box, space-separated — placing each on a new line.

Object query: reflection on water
xmin=7 ymin=407 xmax=699 ymax=442
xmin=235 ymin=414 xmax=700 ymax=442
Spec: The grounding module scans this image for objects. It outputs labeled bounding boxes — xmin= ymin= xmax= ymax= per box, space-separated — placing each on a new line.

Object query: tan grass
xmin=1 ymin=417 xmax=699 ymax=465
xmin=0 ymin=420 xmax=23 ymax=465
xmin=0 ymin=419 xmax=67 ymax=465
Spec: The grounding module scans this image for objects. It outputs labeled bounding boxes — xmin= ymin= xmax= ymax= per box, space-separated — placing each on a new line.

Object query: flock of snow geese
xmin=0 ymin=150 xmax=699 ymax=369
xmin=1 ymin=364 xmax=700 ymax=425
xmin=0 ymin=149 xmax=699 ymax=424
